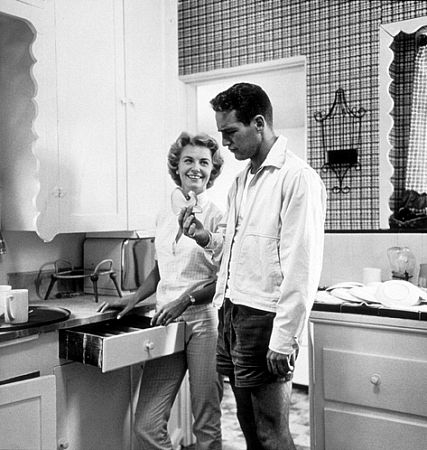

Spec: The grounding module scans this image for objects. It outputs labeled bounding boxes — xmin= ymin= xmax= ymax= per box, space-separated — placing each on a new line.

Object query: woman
xmin=99 ymin=131 xmax=224 ymax=450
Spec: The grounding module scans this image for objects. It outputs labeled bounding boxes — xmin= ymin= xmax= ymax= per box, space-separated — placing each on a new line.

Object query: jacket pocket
xmin=234 ymin=233 xmax=282 ymax=296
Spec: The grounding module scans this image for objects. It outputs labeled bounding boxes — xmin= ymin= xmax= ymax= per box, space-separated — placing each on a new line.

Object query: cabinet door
xmin=0 ymin=0 xmax=58 ymax=238
xmin=125 ymin=0 xmax=182 ymax=234
xmin=54 ymin=0 xmax=127 ymax=234
xmin=0 ymin=375 xmax=56 ymax=450
xmin=55 ymin=362 xmax=132 ymax=450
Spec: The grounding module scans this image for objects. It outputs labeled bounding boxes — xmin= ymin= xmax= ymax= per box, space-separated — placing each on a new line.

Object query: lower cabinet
xmin=0 ymin=318 xmax=189 ymax=450
xmin=309 ymin=311 xmax=427 ymax=450
xmin=54 ymin=362 xmax=186 ymax=450
xmin=57 ymin=317 xmax=188 ymax=449
xmin=0 ymin=333 xmax=59 ymax=450
xmin=55 ymin=362 xmax=133 ymax=450
xmin=0 ymin=375 xmax=56 ymax=450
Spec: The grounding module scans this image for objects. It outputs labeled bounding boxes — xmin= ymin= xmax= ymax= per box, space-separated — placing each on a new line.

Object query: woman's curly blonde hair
xmin=167 ymin=131 xmax=224 ymax=189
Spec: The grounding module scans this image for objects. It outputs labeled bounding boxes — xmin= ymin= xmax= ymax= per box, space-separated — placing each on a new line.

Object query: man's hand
xmin=178 ymin=206 xmax=210 ymax=246
xmin=266 ymin=349 xmax=296 ymax=378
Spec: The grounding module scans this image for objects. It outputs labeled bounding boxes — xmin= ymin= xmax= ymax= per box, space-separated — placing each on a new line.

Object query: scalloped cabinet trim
xmin=379 ymin=17 xmax=427 ymax=229
xmin=0 ymin=0 xmax=58 ymax=240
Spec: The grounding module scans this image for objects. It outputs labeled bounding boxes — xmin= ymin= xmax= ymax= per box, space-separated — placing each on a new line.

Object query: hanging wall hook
xmin=315 ymin=87 xmax=366 ymax=193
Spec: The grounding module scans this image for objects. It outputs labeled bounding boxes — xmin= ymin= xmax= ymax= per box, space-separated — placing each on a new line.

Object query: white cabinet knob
xmin=58 ymin=438 xmax=69 ymax=449
xmin=145 ymin=340 xmax=155 ymax=351
xmin=370 ymin=374 xmax=381 ymax=385
xmin=120 ymin=97 xmax=135 ymax=106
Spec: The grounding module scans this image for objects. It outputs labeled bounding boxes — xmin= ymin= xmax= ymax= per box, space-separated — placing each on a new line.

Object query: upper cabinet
xmin=0 ymin=0 xmax=57 ymax=238
xmin=0 ymin=0 xmax=182 ymax=241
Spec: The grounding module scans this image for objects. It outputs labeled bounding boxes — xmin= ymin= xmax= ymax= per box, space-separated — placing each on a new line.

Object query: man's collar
xmin=247 ymin=135 xmax=288 ymax=173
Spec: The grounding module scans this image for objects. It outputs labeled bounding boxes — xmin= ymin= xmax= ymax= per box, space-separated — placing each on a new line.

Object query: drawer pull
xmin=370 ymin=374 xmax=381 ymax=385
xmin=58 ymin=438 xmax=69 ymax=449
xmin=145 ymin=340 xmax=155 ymax=351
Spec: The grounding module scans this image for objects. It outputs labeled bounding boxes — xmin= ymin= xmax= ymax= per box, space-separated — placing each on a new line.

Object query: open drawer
xmin=59 ymin=315 xmax=185 ymax=372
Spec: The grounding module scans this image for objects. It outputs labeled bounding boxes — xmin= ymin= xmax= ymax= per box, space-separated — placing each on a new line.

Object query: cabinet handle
xmin=52 ymin=187 xmax=66 ymax=198
xmin=120 ymin=97 xmax=135 ymax=106
xmin=145 ymin=340 xmax=155 ymax=351
xmin=58 ymin=438 xmax=69 ymax=449
xmin=370 ymin=374 xmax=381 ymax=385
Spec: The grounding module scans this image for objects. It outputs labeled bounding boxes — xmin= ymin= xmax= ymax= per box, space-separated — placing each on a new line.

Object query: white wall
xmin=0 ymin=231 xmax=84 ymax=284
xmin=321 ymin=232 xmax=427 ymax=287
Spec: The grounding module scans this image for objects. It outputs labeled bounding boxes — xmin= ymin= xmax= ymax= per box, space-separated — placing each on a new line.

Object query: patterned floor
xmin=184 ymin=381 xmax=310 ymax=450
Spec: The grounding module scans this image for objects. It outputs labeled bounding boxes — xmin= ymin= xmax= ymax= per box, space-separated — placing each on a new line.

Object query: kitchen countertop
xmin=0 ymin=294 xmax=157 ymax=343
xmin=3 ymin=290 xmax=426 ymax=343
xmin=312 ymin=297 xmax=427 ymax=321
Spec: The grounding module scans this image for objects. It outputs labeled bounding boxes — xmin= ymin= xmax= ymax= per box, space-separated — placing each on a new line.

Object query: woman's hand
xmin=96 ymin=293 xmax=141 ymax=320
xmin=150 ymin=296 xmax=189 ymax=327
xmin=178 ymin=206 xmax=210 ymax=247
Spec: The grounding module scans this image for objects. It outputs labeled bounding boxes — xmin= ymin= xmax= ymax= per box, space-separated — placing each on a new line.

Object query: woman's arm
xmin=151 ymin=279 xmax=216 ymax=326
xmin=97 ymin=262 xmax=160 ymax=319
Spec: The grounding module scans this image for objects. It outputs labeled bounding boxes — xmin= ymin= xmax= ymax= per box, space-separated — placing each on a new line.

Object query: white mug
xmin=0 ymin=285 xmax=12 ymax=320
xmin=4 ymin=289 xmax=29 ymax=324
xmin=362 ymin=267 xmax=382 ymax=286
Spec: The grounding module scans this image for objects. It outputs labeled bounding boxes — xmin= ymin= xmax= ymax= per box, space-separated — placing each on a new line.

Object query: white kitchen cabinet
xmin=309 ymin=311 xmax=427 ymax=450
xmin=0 ymin=0 xmax=58 ymax=235
xmin=55 ymin=362 xmax=133 ymax=450
xmin=0 ymin=333 xmax=59 ymax=450
xmin=0 ymin=375 xmax=56 ymax=450
xmin=0 ymin=0 xmax=182 ymax=241
xmin=57 ymin=316 xmax=188 ymax=449
xmin=0 ymin=318 xmax=189 ymax=450
xmin=47 ymin=0 xmax=128 ymax=236
xmin=54 ymin=362 xmax=187 ymax=450
xmin=124 ymin=0 xmax=182 ymax=233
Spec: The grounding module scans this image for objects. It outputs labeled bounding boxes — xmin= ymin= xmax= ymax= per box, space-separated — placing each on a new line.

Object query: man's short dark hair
xmin=210 ymin=82 xmax=273 ymax=126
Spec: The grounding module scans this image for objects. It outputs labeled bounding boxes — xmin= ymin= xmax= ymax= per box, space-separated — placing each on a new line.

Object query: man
xmin=179 ymin=83 xmax=326 ymax=449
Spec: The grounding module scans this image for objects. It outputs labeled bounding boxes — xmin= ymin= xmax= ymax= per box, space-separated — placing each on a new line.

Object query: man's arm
xmin=268 ymin=169 xmax=326 ymax=362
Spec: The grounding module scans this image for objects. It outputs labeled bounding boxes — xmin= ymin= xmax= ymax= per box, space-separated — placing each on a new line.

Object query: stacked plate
xmin=374 ymin=280 xmax=425 ymax=308
xmin=318 ymin=280 xmax=427 ymax=309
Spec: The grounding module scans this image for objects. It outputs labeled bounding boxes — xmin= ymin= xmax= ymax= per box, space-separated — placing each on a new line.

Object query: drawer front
xmin=324 ymin=407 xmax=427 ymax=450
xmin=59 ymin=316 xmax=185 ymax=372
xmin=323 ymin=348 xmax=427 ymax=417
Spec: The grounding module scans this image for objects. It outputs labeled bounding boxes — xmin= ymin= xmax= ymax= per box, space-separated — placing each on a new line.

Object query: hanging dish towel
xmin=406 ymin=45 xmax=427 ymax=194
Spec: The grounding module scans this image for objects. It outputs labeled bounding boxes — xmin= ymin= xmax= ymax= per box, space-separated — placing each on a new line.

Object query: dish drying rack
xmin=44 ymin=259 xmax=122 ymax=302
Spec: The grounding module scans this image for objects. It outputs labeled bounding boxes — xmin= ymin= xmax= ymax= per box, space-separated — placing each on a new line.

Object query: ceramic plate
xmin=375 ymin=280 xmax=421 ymax=308
xmin=315 ymin=291 xmax=343 ymax=304
xmin=330 ymin=288 xmax=361 ymax=303
xmin=349 ymin=286 xmax=379 ymax=304
xmin=326 ymin=282 xmax=364 ymax=292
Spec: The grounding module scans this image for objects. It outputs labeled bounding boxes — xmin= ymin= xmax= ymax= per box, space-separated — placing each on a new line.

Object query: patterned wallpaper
xmin=177 ymin=0 xmax=427 ymax=230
